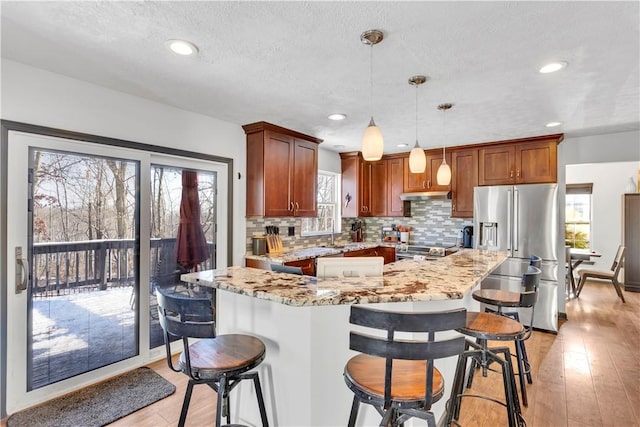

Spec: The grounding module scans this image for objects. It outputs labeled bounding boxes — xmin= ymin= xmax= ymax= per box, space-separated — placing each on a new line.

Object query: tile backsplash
xmin=245 ymin=199 xmax=472 ymax=253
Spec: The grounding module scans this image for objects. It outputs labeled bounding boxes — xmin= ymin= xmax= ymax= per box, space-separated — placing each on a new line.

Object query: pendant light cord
xmin=442 ymin=107 xmax=446 ymax=157
xmin=415 ymin=84 xmax=419 ymax=143
xmin=369 ymin=44 xmax=374 ymax=118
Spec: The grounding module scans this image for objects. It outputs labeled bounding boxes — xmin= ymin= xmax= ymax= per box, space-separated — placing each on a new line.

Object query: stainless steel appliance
xmin=474 ymin=183 xmax=559 ymax=332
xmin=395 ymin=243 xmax=457 ymax=261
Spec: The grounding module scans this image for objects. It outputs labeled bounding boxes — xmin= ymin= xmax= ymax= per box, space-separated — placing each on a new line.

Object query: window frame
xmin=301 ymin=170 xmax=341 ymax=237
xmin=565 ymin=183 xmax=593 ymax=250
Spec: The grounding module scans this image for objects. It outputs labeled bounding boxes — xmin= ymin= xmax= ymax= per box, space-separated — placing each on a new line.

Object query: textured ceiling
xmin=1 ymin=1 xmax=639 ymax=153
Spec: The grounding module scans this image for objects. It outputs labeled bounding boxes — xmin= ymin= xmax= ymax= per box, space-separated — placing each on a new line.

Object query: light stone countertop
xmin=245 ymin=241 xmax=393 ymax=264
xmin=182 ymin=249 xmax=509 ymax=307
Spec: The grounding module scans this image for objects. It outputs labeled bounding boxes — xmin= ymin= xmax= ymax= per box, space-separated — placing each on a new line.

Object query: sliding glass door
xmin=5 ymin=130 xmax=228 ymax=414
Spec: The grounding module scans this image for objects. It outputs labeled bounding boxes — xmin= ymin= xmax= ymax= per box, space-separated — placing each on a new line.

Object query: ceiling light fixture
xmin=328 ymin=113 xmax=347 ymax=121
xmin=360 ymin=29 xmax=384 ymax=161
xmin=397 ymin=143 xmax=409 ymax=148
xmin=539 ymin=61 xmax=567 ymax=74
xmin=166 ymin=39 xmax=199 ymax=56
xmin=436 ymin=103 xmax=453 ymax=186
xmin=545 ymin=121 xmax=562 ymax=127
xmin=408 ymin=75 xmax=427 ymax=173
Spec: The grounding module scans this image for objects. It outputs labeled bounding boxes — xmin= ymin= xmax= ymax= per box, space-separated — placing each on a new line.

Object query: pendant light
xmin=360 ymin=29 xmax=384 ymax=161
xmin=408 ymin=75 xmax=427 ymax=173
xmin=436 ymin=103 xmax=453 ymax=186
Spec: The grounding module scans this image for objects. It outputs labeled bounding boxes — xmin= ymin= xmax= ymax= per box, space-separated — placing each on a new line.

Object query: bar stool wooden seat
xmin=446 ymin=311 xmax=527 ymax=427
xmin=156 ymin=288 xmax=269 ymax=427
xmin=343 ymin=305 xmax=466 ymax=427
xmin=470 ymin=258 xmax=542 ymax=406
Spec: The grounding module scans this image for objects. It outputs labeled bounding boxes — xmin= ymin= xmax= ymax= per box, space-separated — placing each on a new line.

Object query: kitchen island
xmin=182 ymin=249 xmax=508 ymax=426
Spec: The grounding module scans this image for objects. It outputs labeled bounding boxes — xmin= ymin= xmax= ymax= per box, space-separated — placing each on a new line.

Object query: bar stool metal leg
xmin=445 ymin=340 xmax=524 ymax=427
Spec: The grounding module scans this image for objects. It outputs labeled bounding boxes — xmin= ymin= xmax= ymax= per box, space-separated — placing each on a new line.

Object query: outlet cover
xmin=288 ymin=226 xmax=295 ymax=236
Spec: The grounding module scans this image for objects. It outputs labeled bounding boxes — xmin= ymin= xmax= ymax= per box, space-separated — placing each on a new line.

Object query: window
xmin=565 ymin=183 xmax=592 ymax=249
xmin=301 ymin=171 xmax=341 ymax=235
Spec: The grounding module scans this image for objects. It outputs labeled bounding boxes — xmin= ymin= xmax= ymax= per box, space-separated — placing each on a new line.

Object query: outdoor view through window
xmin=29 ymin=148 xmax=216 ymax=389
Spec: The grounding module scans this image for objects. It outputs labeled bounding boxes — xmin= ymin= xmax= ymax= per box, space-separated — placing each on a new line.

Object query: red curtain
xmin=174 ymin=170 xmax=211 ymax=270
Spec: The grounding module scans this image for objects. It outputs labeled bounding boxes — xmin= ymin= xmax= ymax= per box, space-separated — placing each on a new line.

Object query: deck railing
xmin=32 ymin=238 xmax=215 ymax=296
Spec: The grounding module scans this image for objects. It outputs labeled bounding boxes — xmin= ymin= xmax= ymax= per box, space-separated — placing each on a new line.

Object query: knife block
xmin=267 ymin=235 xmax=284 ymax=253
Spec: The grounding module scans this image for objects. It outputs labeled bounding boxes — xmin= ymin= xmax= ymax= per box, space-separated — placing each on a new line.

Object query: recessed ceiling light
xmin=397 ymin=143 xmax=409 ymax=148
xmin=545 ymin=121 xmax=562 ymax=127
xmin=539 ymin=61 xmax=567 ymax=74
xmin=328 ymin=113 xmax=347 ymax=121
xmin=333 ymin=144 xmax=346 ymax=149
xmin=166 ymin=39 xmax=199 ymax=56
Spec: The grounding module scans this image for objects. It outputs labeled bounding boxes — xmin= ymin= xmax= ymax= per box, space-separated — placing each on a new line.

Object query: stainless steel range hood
xmin=399 ymin=191 xmax=450 ymax=201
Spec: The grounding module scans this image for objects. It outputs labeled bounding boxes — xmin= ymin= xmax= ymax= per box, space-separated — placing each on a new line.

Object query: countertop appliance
xmin=474 ymin=183 xmax=559 ymax=332
xmin=395 ymin=242 xmax=458 ymax=261
xmin=462 ymin=225 xmax=474 ymax=248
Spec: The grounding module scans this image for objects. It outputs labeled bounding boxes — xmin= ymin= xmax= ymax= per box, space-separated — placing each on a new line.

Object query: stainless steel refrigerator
xmin=474 ymin=183 xmax=559 ymax=332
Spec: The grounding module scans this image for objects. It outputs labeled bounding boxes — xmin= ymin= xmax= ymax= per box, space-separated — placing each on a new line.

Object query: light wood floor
xmin=4 ymin=279 xmax=639 ymax=427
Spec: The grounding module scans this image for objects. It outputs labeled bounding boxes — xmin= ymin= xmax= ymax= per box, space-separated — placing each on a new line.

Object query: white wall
xmin=318 ymin=147 xmax=341 ymax=173
xmin=566 ymin=161 xmax=640 ymax=272
xmin=562 ymin=130 xmax=640 ymax=164
xmin=1 ymin=60 xmax=248 ymax=264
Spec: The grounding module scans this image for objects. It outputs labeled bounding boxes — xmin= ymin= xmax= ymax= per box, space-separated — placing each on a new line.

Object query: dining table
xmin=567 ymin=247 xmax=601 ymax=298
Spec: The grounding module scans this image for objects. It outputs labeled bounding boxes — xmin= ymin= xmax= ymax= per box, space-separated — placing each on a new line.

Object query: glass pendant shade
xmin=362 ymin=117 xmax=384 ymax=161
xmin=437 ymin=160 xmax=451 ymax=186
xmin=409 ymin=141 xmax=426 ymax=173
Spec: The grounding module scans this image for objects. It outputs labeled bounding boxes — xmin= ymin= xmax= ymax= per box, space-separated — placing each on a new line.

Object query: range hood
xmin=399 ymin=191 xmax=451 ymax=201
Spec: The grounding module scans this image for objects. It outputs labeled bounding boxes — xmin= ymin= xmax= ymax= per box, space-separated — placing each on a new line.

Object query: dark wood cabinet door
xmin=341 ymin=154 xmax=359 ymax=218
xmin=369 ymin=160 xmax=388 ymax=217
xmin=387 ymin=157 xmax=405 ymax=217
xmin=478 ymin=145 xmax=516 ymax=186
xmin=285 ymin=258 xmax=315 ymax=276
xmin=516 ymin=140 xmax=557 ymax=184
xmin=264 ymin=132 xmax=294 ymax=216
xmin=359 ymin=161 xmax=372 ymax=216
xmin=623 ymin=194 xmax=640 ymax=292
xmin=426 ymin=150 xmax=452 ymax=192
xmin=377 ymin=246 xmax=396 ymax=264
xmin=292 ymin=138 xmax=318 ymax=217
xmin=403 ymin=155 xmax=428 ymax=192
xmin=451 ymin=149 xmax=478 ymax=218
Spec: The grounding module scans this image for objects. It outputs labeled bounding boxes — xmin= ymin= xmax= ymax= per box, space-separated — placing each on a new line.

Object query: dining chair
xmin=343 ymin=305 xmax=466 ymax=427
xmin=576 ymin=245 xmax=626 ymax=302
xmin=156 ymin=288 xmax=269 ymax=427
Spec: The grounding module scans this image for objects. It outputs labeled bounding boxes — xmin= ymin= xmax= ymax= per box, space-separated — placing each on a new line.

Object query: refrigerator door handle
xmin=507 ymin=189 xmax=512 ymax=251
xmin=513 ymin=189 xmax=519 ymax=252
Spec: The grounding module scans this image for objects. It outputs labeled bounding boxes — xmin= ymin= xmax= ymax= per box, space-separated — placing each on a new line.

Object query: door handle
xmin=15 ymin=246 xmax=28 ymax=294
xmin=513 ymin=189 xmax=519 ymax=252
xmin=507 ymin=190 xmax=512 ymax=251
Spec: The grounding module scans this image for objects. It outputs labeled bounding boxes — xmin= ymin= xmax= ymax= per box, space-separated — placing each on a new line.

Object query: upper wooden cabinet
xmin=243 ymin=122 xmax=322 ymax=217
xmin=403 ymin=149 xmax=452 ymax=192
xmin=340 ymin=153 xmax=408 ymax=218
xmin=478 ymin=137 xmax=559 ymax=186
xmin=450 ymin=148 xmax=478 ymax=218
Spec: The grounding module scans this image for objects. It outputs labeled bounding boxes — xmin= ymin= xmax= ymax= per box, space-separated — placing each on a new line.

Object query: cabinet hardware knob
xmin=517 ymin=169 xmax=521 ymax=178
xmin=295 ymin=202 xmax=299 ymax=211
xmin=423 ymin=181 xmax=426 ymax=188
xmin=427 ymin=179 xmax=431 ymax=189
xmin=510 ymin=170 xmax=514 ymax=178
xmin=290 ymin=202 xmax=294 ymax=211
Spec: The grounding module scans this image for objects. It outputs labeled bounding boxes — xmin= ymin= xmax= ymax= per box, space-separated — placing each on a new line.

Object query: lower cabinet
xmin=345 ymin=247 xmax=395 ymax=264
xmin=284 ymin=258 xmax=315 ymax=276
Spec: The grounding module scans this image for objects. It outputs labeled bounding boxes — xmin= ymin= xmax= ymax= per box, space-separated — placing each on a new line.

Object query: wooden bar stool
xmin=446 ymin=311 xmax=527 ymax=427
xmin=156 ymin=288 xmax=269 ymax=427
xmin=343 ymin=305 xmax=466 ymax=427
xmin=470 ymin=259 xmax=542 ymax=406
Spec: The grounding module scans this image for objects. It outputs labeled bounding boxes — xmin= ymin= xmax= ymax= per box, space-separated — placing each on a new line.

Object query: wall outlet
xmin=288 ymin=226 xmax=295 ymax=236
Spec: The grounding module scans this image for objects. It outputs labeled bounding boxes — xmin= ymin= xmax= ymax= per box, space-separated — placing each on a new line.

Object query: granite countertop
xmin=182 ymin=249 xmax=509 ymax=307
xmin=245 ymin=242 xmax=395 ymax=263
